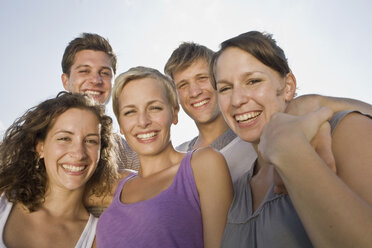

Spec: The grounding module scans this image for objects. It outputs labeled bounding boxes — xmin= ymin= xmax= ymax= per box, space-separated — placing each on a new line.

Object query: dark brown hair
xmin=210 ymin=31 xmax=291 ymax=89
xmin=62 ymin=33 xmax=117 ymax=75
xmin=0 ymin=91 xmax=118 ymax=211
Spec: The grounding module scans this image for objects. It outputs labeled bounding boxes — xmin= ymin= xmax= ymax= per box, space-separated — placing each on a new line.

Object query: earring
xmin=36 ymin=157 xmax=41 ymax=169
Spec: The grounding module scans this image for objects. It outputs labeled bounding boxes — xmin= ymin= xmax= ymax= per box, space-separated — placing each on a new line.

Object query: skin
xmin=215 ymin=46 xmax=372 ymax=247
xmin=215 ymin=47 xmax=296 ymax=146
xmin=173 ymin=59 xmax=229 ymax=148
xmin=118 ymin=78 xmax=178 ymax=161
xmin=4 ymin=108 xmax=101 ymax=248
xmin=61 ymin=50 xmax=114 ymax=104
xmin=173 ymin=59 xmax=220 ymax=125
xmin=115 ymin=77 xmax=233 ymax=247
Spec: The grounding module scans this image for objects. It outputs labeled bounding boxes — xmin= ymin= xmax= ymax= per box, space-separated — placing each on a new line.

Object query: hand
xmin=259 ymin=107 xmax=333 ymax=163
xmin=310 ymin=121 xmax=336 ymax=173
xmin=272 ymin=119 xmax=336 ymax=195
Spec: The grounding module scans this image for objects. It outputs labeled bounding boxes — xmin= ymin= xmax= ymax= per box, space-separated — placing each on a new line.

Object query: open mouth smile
xmin=136 ymin=131 xmax=158 ymax=141
xmin=234 ymin=111 xmax=261 ymax=123
xmin=62 ymin=164 xmax=87 ymax=173
xmin=192 ymin=99 xmax=209 ymax=108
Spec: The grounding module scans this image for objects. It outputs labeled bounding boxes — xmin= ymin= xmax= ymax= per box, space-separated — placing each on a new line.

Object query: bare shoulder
xmin=332 ymin=112 xmax=372 ymax=159
xmin=332 ymin=112 xmax=372 ymax=205
xmin=191 ymin=147 xmax=225 ymax=166
xmin=190 ymin=147 xmax=229 ymax=177
xmin=333 ymin=112 xmax=372 ymax=141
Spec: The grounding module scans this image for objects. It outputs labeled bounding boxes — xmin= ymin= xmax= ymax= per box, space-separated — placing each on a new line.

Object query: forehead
xmin=48 ymin=108 xmax=99 ymax=132
xmin=72 ymin=49 xmax=112 ymax=69
xmin=119 ymin=77 xmax=167 ymax=104
xmin=173 ymin=59 xmax=209 ymax=81
xmin=216 ymin=47 xmax=263 ymax=77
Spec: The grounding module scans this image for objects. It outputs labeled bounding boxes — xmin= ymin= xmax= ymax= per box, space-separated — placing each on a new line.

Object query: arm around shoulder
xmin=286 ymin=94 xmax=372 ymax=116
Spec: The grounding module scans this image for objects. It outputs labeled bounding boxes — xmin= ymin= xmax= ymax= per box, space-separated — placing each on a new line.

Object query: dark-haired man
xmin=61 ymin=33 xmax=139 ymax=171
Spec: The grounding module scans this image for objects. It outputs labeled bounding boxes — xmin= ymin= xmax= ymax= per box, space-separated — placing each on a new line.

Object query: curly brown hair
xmin=0 ymin=91 xmax=119 ymax=211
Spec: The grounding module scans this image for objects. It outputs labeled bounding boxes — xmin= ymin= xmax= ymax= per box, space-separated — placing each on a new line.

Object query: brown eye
xmin=247 ymin=79 xmax=261 ymax=85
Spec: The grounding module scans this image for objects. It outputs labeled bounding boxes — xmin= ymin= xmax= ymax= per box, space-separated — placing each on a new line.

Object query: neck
xmin=137 ymin=141 xmax=183 ymax=178
xmin=193 ymin=114 xmax=229 ymax=149
xmin=41 ymin=186 xmax=88 ymax=219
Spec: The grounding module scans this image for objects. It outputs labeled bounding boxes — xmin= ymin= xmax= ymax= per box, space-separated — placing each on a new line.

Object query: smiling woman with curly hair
xmin=0 ymin=91 xmax=119 ymax=247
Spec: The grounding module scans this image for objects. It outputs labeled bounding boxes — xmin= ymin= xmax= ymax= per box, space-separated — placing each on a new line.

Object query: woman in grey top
xmin=210 ymin=31 xmax=372 ymax=247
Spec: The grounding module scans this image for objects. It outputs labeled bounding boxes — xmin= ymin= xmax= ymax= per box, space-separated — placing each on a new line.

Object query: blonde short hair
xmin=112 ymin=66 xmax=179 ymax=121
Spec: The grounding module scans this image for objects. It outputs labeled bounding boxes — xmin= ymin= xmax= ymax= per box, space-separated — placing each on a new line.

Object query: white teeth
xmin=85 ymin=90 xmax=101 ymax=96
xmin=137 ymin=132 xmax=156 ymax=140
xmin=62 ymin=164 xmax=85 ymax=172
xmin=235 ymin=112 xmax=261 ymax=122
xmin=193 ymin=99 xmax=209 ymax=107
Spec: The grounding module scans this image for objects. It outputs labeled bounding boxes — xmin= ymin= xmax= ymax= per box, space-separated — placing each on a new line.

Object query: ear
xmin=284 ymin=72 xmax=297 ymax=102
xmin=61 ymin=73 xmax=70 ymax=91
xmin=172 ymin=107 xmax=179 ymax=125
xmin=35 ymin=140 xmax=44 ymax=159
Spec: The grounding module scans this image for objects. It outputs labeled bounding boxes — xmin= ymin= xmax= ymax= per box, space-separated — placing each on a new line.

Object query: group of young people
xmin=0 ymin=31 xmax=371 ymax=248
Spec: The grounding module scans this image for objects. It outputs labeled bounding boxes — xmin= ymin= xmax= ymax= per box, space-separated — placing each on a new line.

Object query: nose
xmin=90 ymin=72 xmax=103 ymax=85
xmin=189 ymin=82 xmax=202 ymax=98
xmin=137 ymin=111 xmax=152 ymax=128
xmin=70 ymin=140 xmax=88 ymax=160
xmin=231 ymin=85 xmax=249 ymax=108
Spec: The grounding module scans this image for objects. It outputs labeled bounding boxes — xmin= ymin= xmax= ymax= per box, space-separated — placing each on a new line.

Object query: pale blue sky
xmin=0 ymin=0 xmax=371 ymax=145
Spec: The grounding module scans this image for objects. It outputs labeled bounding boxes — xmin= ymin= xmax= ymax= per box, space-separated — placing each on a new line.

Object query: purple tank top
xmin=96 ymin=151 xmax=203 ymax=247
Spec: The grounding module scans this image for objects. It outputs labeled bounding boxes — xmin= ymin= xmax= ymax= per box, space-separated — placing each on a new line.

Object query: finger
xmin=306 ymin=106 xmax=334 ymax=126
xmin=313 ymin=122 xmax=337 ymax=173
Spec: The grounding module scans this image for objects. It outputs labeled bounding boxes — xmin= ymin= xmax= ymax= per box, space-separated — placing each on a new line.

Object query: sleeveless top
xmin=222 ymin=111 xmax=370 ymax=248
xmin=96 ymin=150 xmax=203 ymax=248
xmin=176 ymin=128 xmax=257 ymax=183
xmin=87 ymin=134 xmax=140 ymax=217
xmin=0 ymin=194 xmax=97 ymax=248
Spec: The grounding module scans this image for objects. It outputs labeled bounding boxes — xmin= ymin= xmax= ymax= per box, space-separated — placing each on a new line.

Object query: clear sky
xmin=1 ymin=0 xmax=371 ymax=146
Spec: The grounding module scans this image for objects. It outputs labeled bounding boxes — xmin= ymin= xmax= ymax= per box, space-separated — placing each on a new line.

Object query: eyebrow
xmin=176 ymin=73 xmax=209 ymax=85
xmin=216 ymin=71 xmax=262 ymax=85
xmin=52 ymin=130 xmax=100 ymax=137
xmin=120 ymin=100 xmax=164 ymax=111
xmin=195 ymin=73 xmax=209 ymax=77
xmin=74 ymin=65 xmax=112 ymax=71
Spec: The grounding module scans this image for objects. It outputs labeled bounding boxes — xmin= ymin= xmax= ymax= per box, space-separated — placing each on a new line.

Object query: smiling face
xmin=173 ymin=59 xmax=221 ymax=125
xmin=36 ymin=108 xmax=101 ymax=191
xmin=118 ymin=77 xmax=178 ymax=156
xmin=62 ymin=50 xmax=114 ymax=104
xmin=215 ymin=47 xmax=296 ymax=144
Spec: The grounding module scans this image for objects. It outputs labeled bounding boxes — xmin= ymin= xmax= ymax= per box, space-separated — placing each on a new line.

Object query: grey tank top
xmin=222 ymin=111 xmax=365 ymax=248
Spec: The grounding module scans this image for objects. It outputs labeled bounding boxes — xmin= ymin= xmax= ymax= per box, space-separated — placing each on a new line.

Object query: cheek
xmin=103 ymin=79 xmax=113 ymax=89
xmin=119 ymin=118 xmax=134 ymax=136
xmin=217 ymin=95 xmax=230 ymax=116
xmin=91 ymin=147 xmax=101 ymax=163
xmin=177 ymin=90 xmax=188 ymax=104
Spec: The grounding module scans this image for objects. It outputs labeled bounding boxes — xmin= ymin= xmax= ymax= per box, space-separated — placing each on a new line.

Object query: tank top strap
xmin=113 ymin=172 xmax=137 ymax=201
xmin=172 ymin=149 xmax=200 ymax=208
